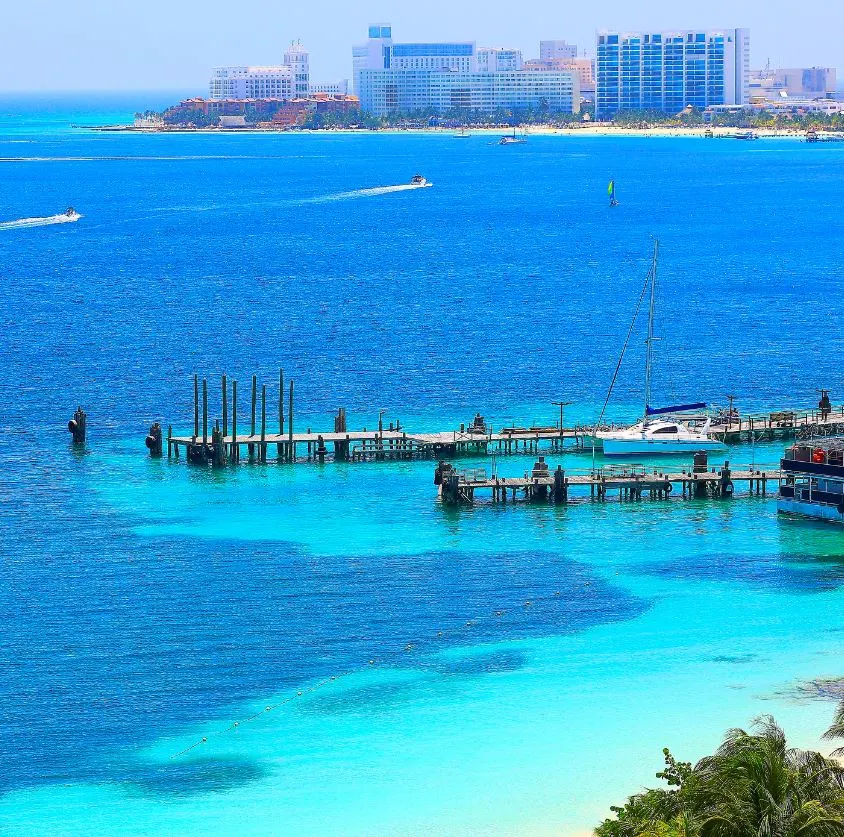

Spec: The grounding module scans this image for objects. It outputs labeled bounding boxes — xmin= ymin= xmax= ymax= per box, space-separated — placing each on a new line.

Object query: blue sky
xmin=1 ymin=0 xmax=841 ymax=91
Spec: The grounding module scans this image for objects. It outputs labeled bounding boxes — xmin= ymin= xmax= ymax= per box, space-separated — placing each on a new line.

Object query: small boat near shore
xmin=499 ymin=128 xmax=526 ymax=145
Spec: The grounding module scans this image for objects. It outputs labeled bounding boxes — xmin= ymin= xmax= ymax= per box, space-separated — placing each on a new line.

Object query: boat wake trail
xmin=300 ymin=183 xmax=431 ymax=204
xmin=0 ymin=213 xmax=81 ymax=231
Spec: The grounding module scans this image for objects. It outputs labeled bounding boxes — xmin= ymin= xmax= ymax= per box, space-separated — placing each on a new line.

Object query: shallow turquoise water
xmin=1 ymin=95 xmax=844 ymax=835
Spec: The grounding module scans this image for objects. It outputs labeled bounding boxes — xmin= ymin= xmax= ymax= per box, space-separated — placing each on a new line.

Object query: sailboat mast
xmin=643 ymin=239 xmax=659 ymax=419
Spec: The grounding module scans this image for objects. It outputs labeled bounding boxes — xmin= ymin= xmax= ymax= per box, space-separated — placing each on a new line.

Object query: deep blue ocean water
xmin=2 ymin=93 xmax=844 ymax=835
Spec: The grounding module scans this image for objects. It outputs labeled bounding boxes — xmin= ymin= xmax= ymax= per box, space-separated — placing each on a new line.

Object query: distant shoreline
xmin=85 ymin=124 xmax=817 ymax=139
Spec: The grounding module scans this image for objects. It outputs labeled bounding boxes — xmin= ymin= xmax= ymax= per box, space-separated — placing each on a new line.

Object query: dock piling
xmin=261 ymin=384 xmax=267 ymax=463
xmin=278 ymin=369 xmax=284 ymax=458
xmin=67 ymin=406 xmax=87 ymax=446
xmin=222 ymin=374 xmax=228 ymax=438
xmin=202 ymin=379 xmax=208 ymax=445
xmin=145 ymin=422 xmax=163 ymax=457
xmin=231 ymin=380 xmax=238 ymax=463
xmin=288 ymin=380 xmax=294 ymax=462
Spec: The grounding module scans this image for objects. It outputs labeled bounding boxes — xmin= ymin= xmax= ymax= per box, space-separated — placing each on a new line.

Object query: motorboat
xmin=592 ymin=240 xmax=726 ymax=457
xmin=410 ymin=174 xmax=431 ymax=187
xmin=64 ymin=207 xmax=82 ymax=221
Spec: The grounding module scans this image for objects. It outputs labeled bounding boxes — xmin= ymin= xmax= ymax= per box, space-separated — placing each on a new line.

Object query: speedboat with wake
xmin=591 ymin=240 xmax=726 ymax=457
xmin=410 ymin=174 xmax=432 ymax=187
xmin=64 ymin=207 xmax=82 ymax=221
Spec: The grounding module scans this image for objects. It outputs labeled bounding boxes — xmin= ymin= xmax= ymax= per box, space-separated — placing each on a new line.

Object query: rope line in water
xmin=169 ymin=583 xmax=594 ymax=759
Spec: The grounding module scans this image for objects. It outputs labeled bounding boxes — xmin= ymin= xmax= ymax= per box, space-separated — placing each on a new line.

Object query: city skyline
xmin=2 ymin=0 xmax=843 ymax=92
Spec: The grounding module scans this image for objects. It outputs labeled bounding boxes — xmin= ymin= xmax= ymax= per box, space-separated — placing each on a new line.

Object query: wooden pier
xmin=708 ymin=406 xmax=844 ymax=444
xmin=165 ymin=371 xmax=581 ymax=465
xmin=157 ymin=372 xmax=844 ymax=467
xmin=435 ymin=457 xmax=778 ymax=505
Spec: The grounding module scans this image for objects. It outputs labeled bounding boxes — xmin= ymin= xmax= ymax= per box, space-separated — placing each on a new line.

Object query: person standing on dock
xmin=819 ymin=389 xmax=832 ymax=421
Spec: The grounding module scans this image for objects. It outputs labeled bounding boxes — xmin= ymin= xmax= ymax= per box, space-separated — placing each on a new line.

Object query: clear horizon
xmin=2 ymin=0 xmax=842 ymax=93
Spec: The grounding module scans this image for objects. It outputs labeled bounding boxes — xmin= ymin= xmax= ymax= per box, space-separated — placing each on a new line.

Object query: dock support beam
xmin=202 ymin=379 xmax=208 ymax=445
xmin=288 ymin=379 xmax=294 ymax=462
xmin=261 ymin=384 xmax=267 ymax=463
xmin=278 ymin=369 xmax=284 ymax=458
xmin=222 ymin=374 xmax=228 ymax=439
xmin=194 ymin=375 xmax=199 ymax=439
xmin=249 ymin=374 xmax=257 ymax=460
xmin=231 ymin=380 xmax=238 ymax=463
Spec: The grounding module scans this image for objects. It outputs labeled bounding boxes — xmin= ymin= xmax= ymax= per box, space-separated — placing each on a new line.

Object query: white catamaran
xmin=594 ymin=241 xmax=726 ymax=457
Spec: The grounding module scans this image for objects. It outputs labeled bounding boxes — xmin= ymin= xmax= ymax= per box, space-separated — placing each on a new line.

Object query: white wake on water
xmin=0 ymin=212 xmax=82 ymax=230
xmin=301 ymin=183 xmax=432 ymax=204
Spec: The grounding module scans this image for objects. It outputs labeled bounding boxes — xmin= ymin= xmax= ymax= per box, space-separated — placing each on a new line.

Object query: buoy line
xmin=169 ymin=584 xmax=590 ymax=759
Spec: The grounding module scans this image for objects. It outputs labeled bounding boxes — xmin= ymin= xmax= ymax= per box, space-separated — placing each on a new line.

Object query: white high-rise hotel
xmin=595 ymin=29 xmax=750 ymax=118
xmin=353 ymin=25 xmax=579 ymax=116
xmin=209 ymin=42 xmax=310 ymax=100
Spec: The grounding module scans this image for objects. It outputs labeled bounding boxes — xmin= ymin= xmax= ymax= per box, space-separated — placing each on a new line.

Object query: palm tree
xmin=597 ymin=717 xmax=844 ymax=837
xmin=822 ymin=703 xmax=844 ymax=757
xmin=695 ymin=716 xmax=844 ymax=836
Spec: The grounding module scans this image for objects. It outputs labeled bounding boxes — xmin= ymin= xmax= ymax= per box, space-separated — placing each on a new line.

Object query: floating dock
xmin=435 ymin=457 xmax=777 ymax=505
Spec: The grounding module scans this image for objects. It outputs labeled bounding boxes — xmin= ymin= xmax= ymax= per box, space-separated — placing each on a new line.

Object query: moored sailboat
xmin=593 ymin=241 xmax=726 ymax=457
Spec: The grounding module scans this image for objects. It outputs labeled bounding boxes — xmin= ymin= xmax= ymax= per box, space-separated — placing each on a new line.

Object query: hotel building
xmin=477 ymin=48 xmax=524 ymax=73
xmin=209 ymin=42 xmax=310 ymax=101
xmin=354 ymin=25 xmax=578 ymax=116
xmin=540 ymin=41 xmax=578 ymax=62
xmin=749 ymin=66 xmax=836 ymax=99
xmin=595 ymin=29 xmax=750 ymax=118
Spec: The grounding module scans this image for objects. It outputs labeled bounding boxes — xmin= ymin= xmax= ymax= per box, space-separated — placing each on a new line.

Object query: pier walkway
xmin=435 ymin=458 xmax=778 ymax=505
xmin=145 ymin=372 xmax=844 ymax=467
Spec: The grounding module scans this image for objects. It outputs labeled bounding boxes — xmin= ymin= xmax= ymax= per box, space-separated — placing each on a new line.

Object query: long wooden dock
xmin=148 ymin=371 xmax=844 ymax=467
xmin=435 ymin=458 xmax=778 ymax=505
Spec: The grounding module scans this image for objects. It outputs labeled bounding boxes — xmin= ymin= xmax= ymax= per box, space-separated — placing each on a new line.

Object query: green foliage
xmin=596 ymin=716 xmax=844 ymax=837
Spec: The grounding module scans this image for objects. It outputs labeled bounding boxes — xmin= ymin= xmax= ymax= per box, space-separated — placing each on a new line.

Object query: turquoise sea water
xmin=2 ymin=94 xmax=844 ymax=835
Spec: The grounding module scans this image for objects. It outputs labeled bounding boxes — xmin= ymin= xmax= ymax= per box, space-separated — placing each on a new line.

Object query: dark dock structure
xmin=151 ymin=372 xmax=844 ymax=467
xmin=165 ymin=372 xmax=579 ymax=465
xmin=435 ymin=455 xmax=777 ymax=506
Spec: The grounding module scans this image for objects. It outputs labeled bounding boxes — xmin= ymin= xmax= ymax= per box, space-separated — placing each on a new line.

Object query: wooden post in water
xmin=231 ymin=380 xmax=238 ymax=463
xmin=145 ymin=422 xmax=163 ymax=457
xmin=202 ymin=378 xmax=208 ymax=445
xmin=260 ymin=384 xmax=267 ymax=463
xmin=249 ymin=374 xmax=257 ymax=460
xmin=222 ymin=374 xmax=228 ymax=439
xmin=278 ymin=369 xmax=284 ymax=458
xmin=67 ymin=406 xmax=87 ymax=446
xmin=193 ymin=375 xmax=199 ymax=439
xmin=288 ymin=379 xmax=294 ymax=462
xmin=250 ymin=375 xmax=257 ymax=437
xmin=212 ymin=420 xmax=226 ymax=467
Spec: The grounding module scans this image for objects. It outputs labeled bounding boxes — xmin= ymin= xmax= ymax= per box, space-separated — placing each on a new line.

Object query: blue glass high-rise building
xmin=596 ymin=29 xmax=749 ymax=118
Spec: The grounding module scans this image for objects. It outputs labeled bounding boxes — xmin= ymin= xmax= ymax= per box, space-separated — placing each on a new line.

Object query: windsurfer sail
xmin=608 ymin=180 xmax=619 ymax=207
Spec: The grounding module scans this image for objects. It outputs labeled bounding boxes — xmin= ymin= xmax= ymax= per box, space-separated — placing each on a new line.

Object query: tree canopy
xmin=597 ymin=716 xmax=844 ymax=837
